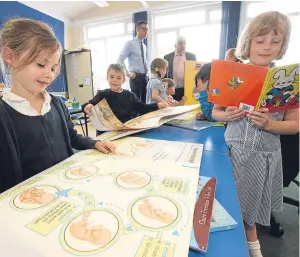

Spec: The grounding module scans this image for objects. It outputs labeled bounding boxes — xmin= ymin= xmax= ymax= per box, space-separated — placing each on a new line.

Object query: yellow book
xmin=255 ymin=63 xmax=299 ymax=112
xmin=184 ymin=61 xmax=206 ymax=111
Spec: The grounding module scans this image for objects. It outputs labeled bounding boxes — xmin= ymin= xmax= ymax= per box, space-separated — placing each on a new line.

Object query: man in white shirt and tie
xmin=118 ymin=21 xmax=149 ymax=103
xmin=164 ymin=36 xmax=196 ymax=101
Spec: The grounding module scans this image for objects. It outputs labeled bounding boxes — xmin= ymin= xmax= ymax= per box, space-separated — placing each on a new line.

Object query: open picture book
xmin=208 ymin=60 xmax=299 ymax=113
xmin=90 ymin=98 xmax=199 ymax=132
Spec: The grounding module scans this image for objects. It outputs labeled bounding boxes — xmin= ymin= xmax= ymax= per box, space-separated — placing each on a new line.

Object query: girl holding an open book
xmin=212 ymin=11 xmax=299 ymax=257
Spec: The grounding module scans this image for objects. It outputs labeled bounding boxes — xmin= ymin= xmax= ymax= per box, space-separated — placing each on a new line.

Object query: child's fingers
xmin=257 ymin=108 xmax=269 ymax=113
xmin=104 ymin=142 xmax=116 ymax=153
xmin=228 ymin=112 xmax=245 ymax=120
xmin=226 ymin=106 xmax=239 ymax=112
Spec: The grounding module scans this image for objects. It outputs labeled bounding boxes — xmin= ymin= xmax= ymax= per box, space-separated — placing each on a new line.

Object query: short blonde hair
xmin=235 ymin=11 xmax=291 ymax=60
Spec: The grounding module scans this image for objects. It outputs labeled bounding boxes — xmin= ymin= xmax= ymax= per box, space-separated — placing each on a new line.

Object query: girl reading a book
xmin=146 ymin=58 xmax=172 ymax=106
xmin=0 ymin=19 xmax=116 ymax=193
xmin=212 ymin=11 xmax=299 ymax=257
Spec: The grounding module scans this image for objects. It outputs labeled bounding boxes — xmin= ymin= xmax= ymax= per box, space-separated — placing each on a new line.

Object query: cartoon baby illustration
xmin=69 ymin=212 xmax=112 ymax=246
xmin=119 ymin=172 xmax=148 ymax=186
xmin=263 ymin=66 xmax=299 ymax=107
xmin=19 ymin=187 xmax=56 ymax=205
xmin=138 ymin=198 xmax=175 ymax=224
xmin=70 ymin=167 xmax=91 ymax=177
xmin=227 ymin=77 xmax=244 ymax=89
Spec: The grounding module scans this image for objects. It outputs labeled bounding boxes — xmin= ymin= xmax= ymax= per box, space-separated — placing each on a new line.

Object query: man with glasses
xmin=164 ymin=36 xmax=196 ymax=101
xmin=118 ymin=21 xmax=149 ymax=103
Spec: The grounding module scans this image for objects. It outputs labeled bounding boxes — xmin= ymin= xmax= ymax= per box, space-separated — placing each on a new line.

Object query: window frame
xmin=150 ymin=2 xmax=222 ymax=60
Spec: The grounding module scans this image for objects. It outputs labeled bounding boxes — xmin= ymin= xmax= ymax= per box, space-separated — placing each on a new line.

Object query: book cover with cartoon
xmin=257 ymin=64 xmax=299 ymax=112
xmin=208 ymin=60 xmax=267 ymax=111
xmin=208 ymin=60 xmax=299 ymax=113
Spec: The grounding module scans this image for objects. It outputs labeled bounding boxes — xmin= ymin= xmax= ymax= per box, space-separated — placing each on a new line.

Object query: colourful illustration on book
xmin=11 ymin=185 xmax=59 ymax=210
xmin=65 ymin=210 xmax=119 ymax=252
xmin=131 ymin=138 xmax=153 ymax=149
xmin=116 ymin=171 xmax=151 ymax=189
xmin=115 ymin=149 xmax=136 ymax=157
xmin=69 ymin=212 xmax=112 ymax=246
xmin=166 ymin=119 xmax=224 ymax=132
xmin=227 ymin=76 xmax=244 ymax=89
xmin=131 ymin=196 xmax=179 ymax=229
xmin=91 ymin=98 xmax=199 ymax=132
xmin=208 ymin=60 xmax=299 ymax=113
xmin=65 ymin=165 xmax=98 ymax=180
xmin=258 ymin=65 xmax=299 ymax=112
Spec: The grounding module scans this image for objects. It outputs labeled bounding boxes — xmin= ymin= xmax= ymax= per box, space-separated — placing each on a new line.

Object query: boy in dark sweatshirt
xmin=83 ymin=63 xmax=168 ymax=135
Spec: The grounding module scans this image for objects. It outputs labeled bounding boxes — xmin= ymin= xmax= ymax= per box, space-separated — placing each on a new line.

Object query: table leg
xmin=84 ymin=113 xmax=89 ymax=137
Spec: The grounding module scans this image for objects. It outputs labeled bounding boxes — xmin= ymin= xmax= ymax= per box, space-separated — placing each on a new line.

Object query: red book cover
xmin=208 ymin=60 xmax=299 ymax=113
xmin=208 ymin=59 xmax=267 ymax=112
xmin=190 ymin=176 xmax=216 ymax=252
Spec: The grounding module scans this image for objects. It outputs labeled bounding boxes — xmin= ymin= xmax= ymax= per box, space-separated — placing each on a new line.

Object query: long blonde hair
xmin=235 ymin=11 xmax=291 ymax=60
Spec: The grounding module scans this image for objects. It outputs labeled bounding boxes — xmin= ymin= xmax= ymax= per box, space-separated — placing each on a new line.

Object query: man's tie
xmin=140 ymin=42 xmax=147 ymax=74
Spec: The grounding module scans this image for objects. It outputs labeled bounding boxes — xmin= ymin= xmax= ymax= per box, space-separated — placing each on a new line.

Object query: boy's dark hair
xmin=107 ymin=63 xmax=125 ymax=77
xmin=137 ymin=21 xmax=147 ymax=27
xmin=161 ymin=78 xmax=175 ymax=88
xmin=195 ymin=62 xmax=211 ymax=87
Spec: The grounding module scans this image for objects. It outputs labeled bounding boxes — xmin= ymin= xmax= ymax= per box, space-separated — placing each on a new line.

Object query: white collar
xmin=2 ymin=90 xmax=52 ymax=116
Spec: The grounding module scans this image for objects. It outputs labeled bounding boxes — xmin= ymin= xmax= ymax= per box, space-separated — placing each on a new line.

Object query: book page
xmin=257 ymin=63 xmax=299 ymax=112
xmin=0 ymin=138 xmax=201 ymax=257
xmin=90 ymin=99 xmax=200 ymax=132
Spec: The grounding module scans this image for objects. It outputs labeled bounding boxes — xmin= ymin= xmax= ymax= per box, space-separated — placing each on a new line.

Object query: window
xmin=85 ymin=18 xmax=132 ymax=93
xmin=152 ymin=3 xmax=222 ymax=62
xmin=240 ymin=1 xmax=299 ymax=65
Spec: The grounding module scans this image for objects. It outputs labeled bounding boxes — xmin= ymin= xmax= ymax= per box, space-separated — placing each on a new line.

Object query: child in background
xmin=195 ymin=63 xmax=214 ymax=122
xmin=212 ymin=11 xmax=299 ymax=257
xmin=162 ymin=78 xmax=187 ymax=106
xmin=146 ymin=58 xmax=170 ymax=105
xmin=0 ymin=19 xmax=115 ymax=193
xmin=225 ymin=48 xmax=242 ymax=62
xmin=83 ymin=63 xmax=168 ymax=135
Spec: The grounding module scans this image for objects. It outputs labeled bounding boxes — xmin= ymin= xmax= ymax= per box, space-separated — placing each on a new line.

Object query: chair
xmin=70 ymin=113 xmax=86 ymax=136
xmin=270 ymin=133 xmax=299 ymax=237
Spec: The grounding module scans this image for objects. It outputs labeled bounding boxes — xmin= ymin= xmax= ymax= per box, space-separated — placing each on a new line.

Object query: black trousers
xmin=281 ymin=133 xmax=299 ymax=187
xmin=129 ymin=73 xmax=148 ymax=103
xmin=173 ymin=87 xmax=184 ymax=101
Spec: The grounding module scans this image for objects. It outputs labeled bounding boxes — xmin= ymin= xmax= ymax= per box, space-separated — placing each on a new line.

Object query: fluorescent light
xmin=92 ymin=0 xmax=109 ymax=8
xmin=140 ymin=1 xmax=148 ymax=9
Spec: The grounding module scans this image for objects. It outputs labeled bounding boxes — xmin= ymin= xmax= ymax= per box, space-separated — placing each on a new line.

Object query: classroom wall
xmin=65 ymin=25 xmax=85 ymax=49
xmin=0 ymin=1 xmax=66 ymax=92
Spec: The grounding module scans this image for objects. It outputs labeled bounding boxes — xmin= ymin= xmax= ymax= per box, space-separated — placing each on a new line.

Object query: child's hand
xmin=224 ymin=106 xmax=245 ymax=121
xmin=158 ymin=102 xmax=170 ymax=109
xmin=84 ymin=104 xmax=93 ymax=116
xmin=95 ymin=141 xmax=116 ymax=154
xmin=197 ymin=80 xmax=207 ymax=92
xmin=128 ymin=73 xmax=136 ymax=79
xmin=166 ymin=99 xmax=175 ymax=107
xmin=196 ymin=112 xmax=206 ymax=120
xmin=247 ymin=108 xmax=269 ymax=129
xmin=181 ymin=96 xmax=187 ymax=103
